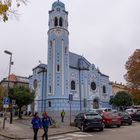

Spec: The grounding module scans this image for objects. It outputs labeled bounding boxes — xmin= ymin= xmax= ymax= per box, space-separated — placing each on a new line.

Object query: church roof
xmin=69 ymin=52 xmax=109 ymax=77
xmin=69 ymin=52 xmax=91 ymax=70
xmin=32 ymin=64 xmax=47 ymax=71
xmin=52 ymin=0 xmax=65 ymax=9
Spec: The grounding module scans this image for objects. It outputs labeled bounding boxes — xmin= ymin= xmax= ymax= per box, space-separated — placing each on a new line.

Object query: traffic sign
xmin=3 ymin=97 xmax=10 ymax=108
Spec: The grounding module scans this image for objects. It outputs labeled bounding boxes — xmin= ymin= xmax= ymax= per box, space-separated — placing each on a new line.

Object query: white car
xmin=90 ymin=108 xmax=112 ymax=115
xmin=126 ymin=108 xmax=137 ymax=115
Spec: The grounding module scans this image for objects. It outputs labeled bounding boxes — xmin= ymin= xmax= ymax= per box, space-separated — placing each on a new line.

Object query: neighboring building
xmin=0 ymin=74 xmax=29 ymax=88
xmin=112 ymin=82 xmax=129 ymax=95
xmin=29 ymin=1 xmax=113 ymax=119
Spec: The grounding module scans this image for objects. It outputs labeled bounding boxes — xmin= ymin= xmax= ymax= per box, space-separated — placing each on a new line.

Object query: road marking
xmin=48 ymin=132 xmax=92 ymax=140
xmin=68 ymin=132 xmax=93 ymax=137
xmin=49 ymin=135 xmax=66 ymax=139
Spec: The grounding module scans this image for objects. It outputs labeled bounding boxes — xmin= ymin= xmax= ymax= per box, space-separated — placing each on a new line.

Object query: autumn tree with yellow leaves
xmin=0 ymin=0 xmax=27 ymax=22
xmin=125 ymin=49 xmax=140 ymax=88
xmin=125 ymin=49 xmax=140 ymax=105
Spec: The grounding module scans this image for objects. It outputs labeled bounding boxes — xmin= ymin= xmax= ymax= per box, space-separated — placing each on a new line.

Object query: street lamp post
xmin=4 ymin=50 xmax=13 ymax=124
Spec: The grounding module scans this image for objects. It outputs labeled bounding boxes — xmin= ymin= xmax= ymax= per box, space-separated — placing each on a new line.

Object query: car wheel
xmin=102 ymin=122 xmax=105 ymax=128
xmin=128 ymin=122 xmax=132 ymax=125
xmin=81 ymin=125 xmax=85 ymax=132
xmin=117 ymin=124 xmax=120 ymax=127
xmin=99 ymin=127 xmax=104 ymax=131
xmin=74 ymin=122 xmax=77 ymax=127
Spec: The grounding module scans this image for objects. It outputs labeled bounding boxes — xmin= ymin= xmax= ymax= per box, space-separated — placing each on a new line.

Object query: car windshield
xmin=85 ymin=113 xmax=102 ymax=119
xmin=120 ymin=112 xmax=129 ymax=116
xmin=127 ymin=110 xmax=133 ymax=112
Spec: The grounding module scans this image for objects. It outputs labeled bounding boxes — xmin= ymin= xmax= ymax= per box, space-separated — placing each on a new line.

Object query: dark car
xmin=132 ymin=111 xmax=140 ymax=122
xmin=126 ymin=108 xmax=137 ymax=119
xmin=117 ymin=111 xmax=132 ymax=125
xmin=74 ymin=112 xmax=104 ymax=132
xmin=102 ymin=112 xmax=122 ymax=128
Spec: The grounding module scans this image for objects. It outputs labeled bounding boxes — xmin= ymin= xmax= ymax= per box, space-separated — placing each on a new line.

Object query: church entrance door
xmin=93 ymin=98 xmax=99 ymax=109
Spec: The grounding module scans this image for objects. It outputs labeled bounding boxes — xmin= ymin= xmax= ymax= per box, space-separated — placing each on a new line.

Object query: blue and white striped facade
xmin=29 ymin=1 xmax=112 ymax=115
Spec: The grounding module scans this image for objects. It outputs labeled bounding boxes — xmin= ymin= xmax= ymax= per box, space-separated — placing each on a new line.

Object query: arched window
xmin=71 ymin=80 xmax=76 ymax=90
xmin=49 ymin=86 xmax=52 ymax=93
xmin=65 ymin=47 xmax=67 ymax=53
xmin=57 ymin=65 xmax=60 ymax=72
xmin=59 ymin=17 xmax=63 ymax=27
xmin=50 ymin=40 xmax=52 ymax=47
xmin=48 ymin=101 xmax=51 ymax=107
xmin=103 ymin=86 xmax=106 ymax=93
xmin=54 ymin=17 xmax=58 ymax=26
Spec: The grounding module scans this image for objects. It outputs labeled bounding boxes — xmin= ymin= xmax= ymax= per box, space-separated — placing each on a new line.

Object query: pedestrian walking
xmin=61 ymin=110 xmax=65 ymax=123
xmin=41 ymin=112 xmax=52 ymax=140
xmin=31 ymin=112 xmax=41 ymax=140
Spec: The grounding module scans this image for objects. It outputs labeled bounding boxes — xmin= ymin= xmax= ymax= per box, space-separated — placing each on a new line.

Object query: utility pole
xmin=4 ymin=50 xmax=13 ymax=124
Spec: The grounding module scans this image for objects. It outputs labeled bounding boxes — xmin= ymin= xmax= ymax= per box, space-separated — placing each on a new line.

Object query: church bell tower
xmin=47 ymin=1 xmax=69 ymax=103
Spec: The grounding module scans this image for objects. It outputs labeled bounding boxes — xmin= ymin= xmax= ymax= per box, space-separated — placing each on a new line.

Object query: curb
xmin=0 ymin=129 xmax=80 ymax=139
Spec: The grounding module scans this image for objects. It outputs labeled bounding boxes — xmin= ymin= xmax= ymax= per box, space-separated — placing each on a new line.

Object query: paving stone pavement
xmin=0 ymin=117 xmax=79 ymax=139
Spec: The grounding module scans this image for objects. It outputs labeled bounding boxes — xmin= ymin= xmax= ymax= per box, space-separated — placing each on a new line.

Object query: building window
xmin=71 ymin=80 xmax=76 ymax=90
xmin=65 ymin=47 xmax=67 ymax=53
xmin=50 ymin=41 xmax=52 ymax=47
xmin=48 ymin=101 xmax=51 ymax=107
xmin=54 ymin=17 xmax=58 ymax=26
xmin=49 ymin=86 xmax=52 ymax=93
xmin=33 ymin=79 xmax=38 ymax=89
xmin=91 ymin=82 xmax=96 ymax=91
xmin=103 ymin=86 xmax=106 ymax=93
xmin=59 ymin=17 xmax=63 ymax=27
xmin=57 ymin=65 xmax=60 ymax=72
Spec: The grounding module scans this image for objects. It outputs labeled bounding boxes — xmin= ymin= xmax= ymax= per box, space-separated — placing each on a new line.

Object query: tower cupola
xmin=49 ymin=0 xmax=68 ymax=30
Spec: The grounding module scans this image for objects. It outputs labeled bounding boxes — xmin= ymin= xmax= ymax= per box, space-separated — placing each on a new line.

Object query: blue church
xmin=29 ymin=0 xmax=112 ymax=118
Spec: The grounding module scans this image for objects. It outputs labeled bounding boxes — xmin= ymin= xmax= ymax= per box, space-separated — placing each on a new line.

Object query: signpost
xmin=69 ymin=94 xmax=73 ymax=125
xmin=3 ymin=97 xmax=10 ymax=129
xmin=3 ymin=97 xmax=10 ymax=108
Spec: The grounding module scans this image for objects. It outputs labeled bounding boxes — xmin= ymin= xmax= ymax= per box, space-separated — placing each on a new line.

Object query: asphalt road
xmin=49 ymin=122 xmax=140 ymax=140
xmin=0 ymin=122 xmax=139 ymax=140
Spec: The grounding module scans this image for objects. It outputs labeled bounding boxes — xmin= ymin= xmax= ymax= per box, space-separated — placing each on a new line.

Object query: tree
xmin=0 ymin=0 xmax=27 ymax=22
xmin=109 ymin=91 xmax=133 ymax=110
xmin=130 ymin=89 xmax=140 ymax=105
xmin=125 ymin=49 xmax=140 ymax=88
xmin=0 ymin=85 xmax=7 ymax=109
xmin=9 ymin=86 xmax=35 ymax=118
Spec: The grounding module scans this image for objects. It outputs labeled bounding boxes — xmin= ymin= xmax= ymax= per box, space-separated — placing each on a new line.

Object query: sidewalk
xmin=0 ymin=117 xmax=79 ymax=139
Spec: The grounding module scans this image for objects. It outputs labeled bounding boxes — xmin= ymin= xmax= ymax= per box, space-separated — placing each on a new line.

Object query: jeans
xmin=33 ymin=128 xmax=39 ymax=140
xmin=61 ymin=116 xmax=64 ymax=122
xmin=42 ymin=126 xmax=48 ymax=140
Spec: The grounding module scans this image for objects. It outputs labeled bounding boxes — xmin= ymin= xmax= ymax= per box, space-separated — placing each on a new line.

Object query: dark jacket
xmin=31 ymin=117 xmax=42 ymax=129
xmin=42 ymin=116 xmax=52 ymax=128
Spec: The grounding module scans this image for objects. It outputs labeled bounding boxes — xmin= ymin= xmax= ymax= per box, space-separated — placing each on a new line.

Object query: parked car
xmin=102 ymin=112 xmax=122 ymax=128
xmin=125 ymin=108 xmax=137 ymax=120
xmin=132 ymin=110 xmax=140 ymax=122
xmin=90 ymin=108 xmax=112 ymax=116
xmin=74 ymin=112 xmax=104 ymax=132
xmin=117 ymin=111 xmax=132 ymax=125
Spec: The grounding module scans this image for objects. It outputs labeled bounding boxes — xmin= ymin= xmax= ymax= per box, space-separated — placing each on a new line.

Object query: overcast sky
xmin=0 ymin=0 xmax=140 ymax=83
